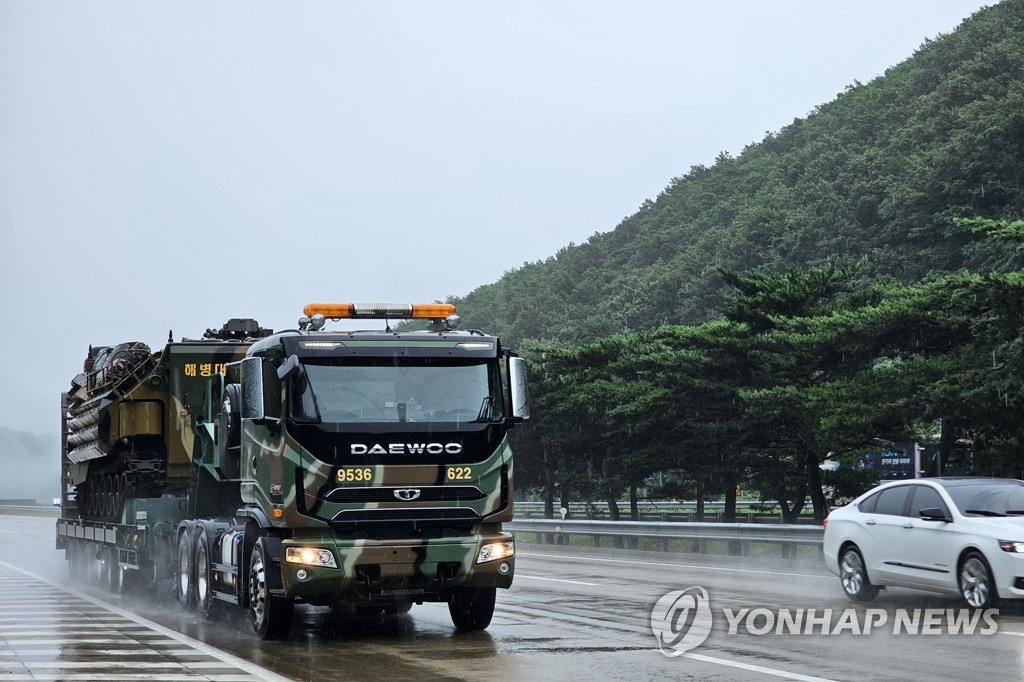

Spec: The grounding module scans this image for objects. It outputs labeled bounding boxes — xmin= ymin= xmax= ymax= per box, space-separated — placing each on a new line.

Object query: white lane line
xmin=0 ymin=560 xmax=291 ymax=682
xmin=0 ymin=661 xmax=243 ymax=669
xmin=684 ymin=652 xmax=839 ymax=682
xmin=516 ymin=573 xmax=600 ymax=586
xmin=518 ymin=551 xmax=831 ymax=579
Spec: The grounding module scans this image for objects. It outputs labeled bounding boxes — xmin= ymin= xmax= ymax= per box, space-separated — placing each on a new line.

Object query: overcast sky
xmin=0 ymin=1 xmax=993 ymax=435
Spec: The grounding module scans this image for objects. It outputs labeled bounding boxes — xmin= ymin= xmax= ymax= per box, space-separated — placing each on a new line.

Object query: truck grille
xmin=325 ymin=486 xmax=484 ymax=503
xmin=330 ymin=507 xmax=480 ymax=530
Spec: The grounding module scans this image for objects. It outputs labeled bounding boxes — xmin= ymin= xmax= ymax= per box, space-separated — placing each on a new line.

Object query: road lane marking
xmin=0 ymin=560 xmax=290 ymax=682
xmin=685 ymin=652 xmax=839 ymax=682
xmin=515 ymin=573 xmax=600 ymax=586
xmin=519 ymin=551 xmax=831 ymax=579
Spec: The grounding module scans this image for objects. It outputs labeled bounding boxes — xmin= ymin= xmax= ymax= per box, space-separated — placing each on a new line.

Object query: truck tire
xmin=193 ymin=526 xmax=220 ymax=617
xmin=448 ymin=586 xmax=496 ymax=631
xmin=248 ymin=540 xmax=293 ymax=640
xmin=66 ymin=542 xmax=83 ymax=581
xmin=113 ymin=562 xmax=139 ymax=595
xmin=176 ymin=528 xmax=196 ymax=610
xmin=100 ymin=549 xmax=118 ymax=592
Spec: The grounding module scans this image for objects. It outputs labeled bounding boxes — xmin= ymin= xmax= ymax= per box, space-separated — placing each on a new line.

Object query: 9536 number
xmin=336 ymin=467 xmax=373 ymax=483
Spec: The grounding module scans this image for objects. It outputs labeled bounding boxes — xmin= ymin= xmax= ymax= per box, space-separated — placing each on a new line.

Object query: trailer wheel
xmin=66 ymin=542 xmax=83 ymax=580
xmin=448 ymin=586 xmax=496 ymax=631
xmin=248 ymin=540 xmax=293 ymax=640
xmin=193 ymin=526 xmax=220 ymax=617
xmin=99 ymin=549 xmax=118 ymax=591
xmin=176 ymin=528 xmax=196 ymax=610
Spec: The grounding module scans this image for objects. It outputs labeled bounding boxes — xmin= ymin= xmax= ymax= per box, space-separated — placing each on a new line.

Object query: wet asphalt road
xmin=3 ymin=513 xmax=1024 ymax=681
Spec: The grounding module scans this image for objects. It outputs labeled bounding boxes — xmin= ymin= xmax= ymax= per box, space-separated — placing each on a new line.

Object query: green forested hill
xmin=454 ymin=0 xmax=1024 ymax=345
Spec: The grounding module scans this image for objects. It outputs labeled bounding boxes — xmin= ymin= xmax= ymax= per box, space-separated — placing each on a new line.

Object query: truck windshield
xmin=290 ymin=357 xmax=502 ymax=424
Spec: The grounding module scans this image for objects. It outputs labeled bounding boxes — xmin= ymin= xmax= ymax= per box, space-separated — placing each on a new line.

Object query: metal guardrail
xmin=506 ymin=518 xmax=823 ymax=557
xmin=513 ymin=501 xmax=818 ymax=524
xmin=0 ymin=505 xmax=60 ymax=517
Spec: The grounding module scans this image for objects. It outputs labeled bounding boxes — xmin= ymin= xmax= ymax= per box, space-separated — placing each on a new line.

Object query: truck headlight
xmin=477 ymin=540 xmax=514 ymax=564
xmin=999 ymin=540 xmax=1024 ymax=553
xmin=285 ymin=547 xmax=338 ymax=568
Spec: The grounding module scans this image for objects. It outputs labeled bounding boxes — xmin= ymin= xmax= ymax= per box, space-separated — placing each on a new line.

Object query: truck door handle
xmin=865 ymin=519 xmax=876 ymax=525
xmin=251 ymin=454 xmax=257 ymax=472
xmin=903 ymin=523 xmax=913 ymax=529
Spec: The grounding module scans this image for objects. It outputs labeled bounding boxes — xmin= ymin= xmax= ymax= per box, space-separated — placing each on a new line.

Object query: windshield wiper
xmin=476 ymin=396 xmax=494 ymax=422
xmin=964 ymin=509 xmax=1007 ymax=517
xmin=294 ymin=366 xmax=323 ymax=423
xmin=1004 ymin=510 xmax=1024 ymax=516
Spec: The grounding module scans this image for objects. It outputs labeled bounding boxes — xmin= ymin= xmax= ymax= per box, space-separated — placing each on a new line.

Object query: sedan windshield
xmin=290 ymin=357 xmax=502 ymax=424
xmin=943 ymin=482 xmax=1024 ymax=516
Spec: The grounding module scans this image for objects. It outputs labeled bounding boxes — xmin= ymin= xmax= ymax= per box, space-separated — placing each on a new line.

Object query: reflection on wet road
xmin=0 ymin=561 xmax=289 ymax=681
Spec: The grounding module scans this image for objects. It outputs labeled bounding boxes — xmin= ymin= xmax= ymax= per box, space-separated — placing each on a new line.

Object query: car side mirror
xmin=919 ymin=507 xmax=951 ymax=522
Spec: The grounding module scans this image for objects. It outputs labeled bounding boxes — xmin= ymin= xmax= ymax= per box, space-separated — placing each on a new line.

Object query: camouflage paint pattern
xmin=241 ymin=419 xmax=515 ymax=598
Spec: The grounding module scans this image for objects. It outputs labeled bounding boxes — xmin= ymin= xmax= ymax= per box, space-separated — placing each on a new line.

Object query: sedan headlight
xmin=477 ymin=540 xmax=514 ymax=564
xmin=285 ymin=546 xmax=339 ymax=568
xmin=998 ymin=540 xmax=1024 ymax=553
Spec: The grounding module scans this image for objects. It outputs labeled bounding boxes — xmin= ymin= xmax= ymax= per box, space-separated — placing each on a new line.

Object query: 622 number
xmin=446 ymin=466 xmax=473 ymax=481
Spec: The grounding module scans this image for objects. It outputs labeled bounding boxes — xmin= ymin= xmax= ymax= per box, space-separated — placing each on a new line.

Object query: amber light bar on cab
xmin=303 ymin=302 xmax=457 ymax=320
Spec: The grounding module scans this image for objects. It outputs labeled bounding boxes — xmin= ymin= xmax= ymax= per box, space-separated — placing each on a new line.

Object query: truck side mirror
xmin=240 ymin=357 xmax=282 ymax=422
xmin=509 ymin=356 xmax=529 ymax=420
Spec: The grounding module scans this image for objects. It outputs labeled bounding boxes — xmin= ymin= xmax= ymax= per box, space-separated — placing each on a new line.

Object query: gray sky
xmin=1 ymin=1 xmax=992 ymax=435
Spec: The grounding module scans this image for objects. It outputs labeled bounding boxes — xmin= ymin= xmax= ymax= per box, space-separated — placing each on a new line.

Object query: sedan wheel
xmin=959 ymin=552 xmax=997 ymax=609
xmin=839 ymin=546 xmax=878 ymax=601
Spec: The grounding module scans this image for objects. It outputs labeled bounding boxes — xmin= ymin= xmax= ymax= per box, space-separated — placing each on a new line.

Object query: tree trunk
xmin=805 ymin=452 xmax=828 ymax=522
xmin=606 ymin=495 xmax=621 ymax=521
xmin=722 ymin=471 xmax=737 ymax=523
xmin=543 ymin=445 xmax=554 ymax=519
xmin=629 ymin=485 xmax=639 ymax=521
xmin=695 ymin=484 xmax=705 ymax=521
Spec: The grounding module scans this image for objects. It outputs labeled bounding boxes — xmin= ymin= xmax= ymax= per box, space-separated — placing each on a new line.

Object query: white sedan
xmin=823 ymin=477 xmax=1024 ymax=608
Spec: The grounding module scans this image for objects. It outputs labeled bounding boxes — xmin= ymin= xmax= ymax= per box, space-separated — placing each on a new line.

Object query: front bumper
xmin=279 ymin=531 xmax=515 ymax=602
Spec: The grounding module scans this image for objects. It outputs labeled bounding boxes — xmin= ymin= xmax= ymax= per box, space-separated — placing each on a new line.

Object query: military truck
xmin=56 ymin=303 xmax=528 ymax=639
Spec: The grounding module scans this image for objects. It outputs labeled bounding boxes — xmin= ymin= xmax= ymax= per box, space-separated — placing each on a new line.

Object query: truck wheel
xmin=248 ymin=541 xmax=293 ymax=640
xmin=176 ymin=529 xmax=196 ymax=610
xmin=83 ymin=545 xmax=102 ymax=586
xmin=66 ymin=542 xmax=83 ymax=580
xmin=193 ymin=526 xmax=220 ymax=617
xmin=448 ymin=587 xmax=496 ymax=631
xmin=100 ymin=550 xmax=118 ymax=592
xmin=114 ymin=563 xmax=139 ymax=595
